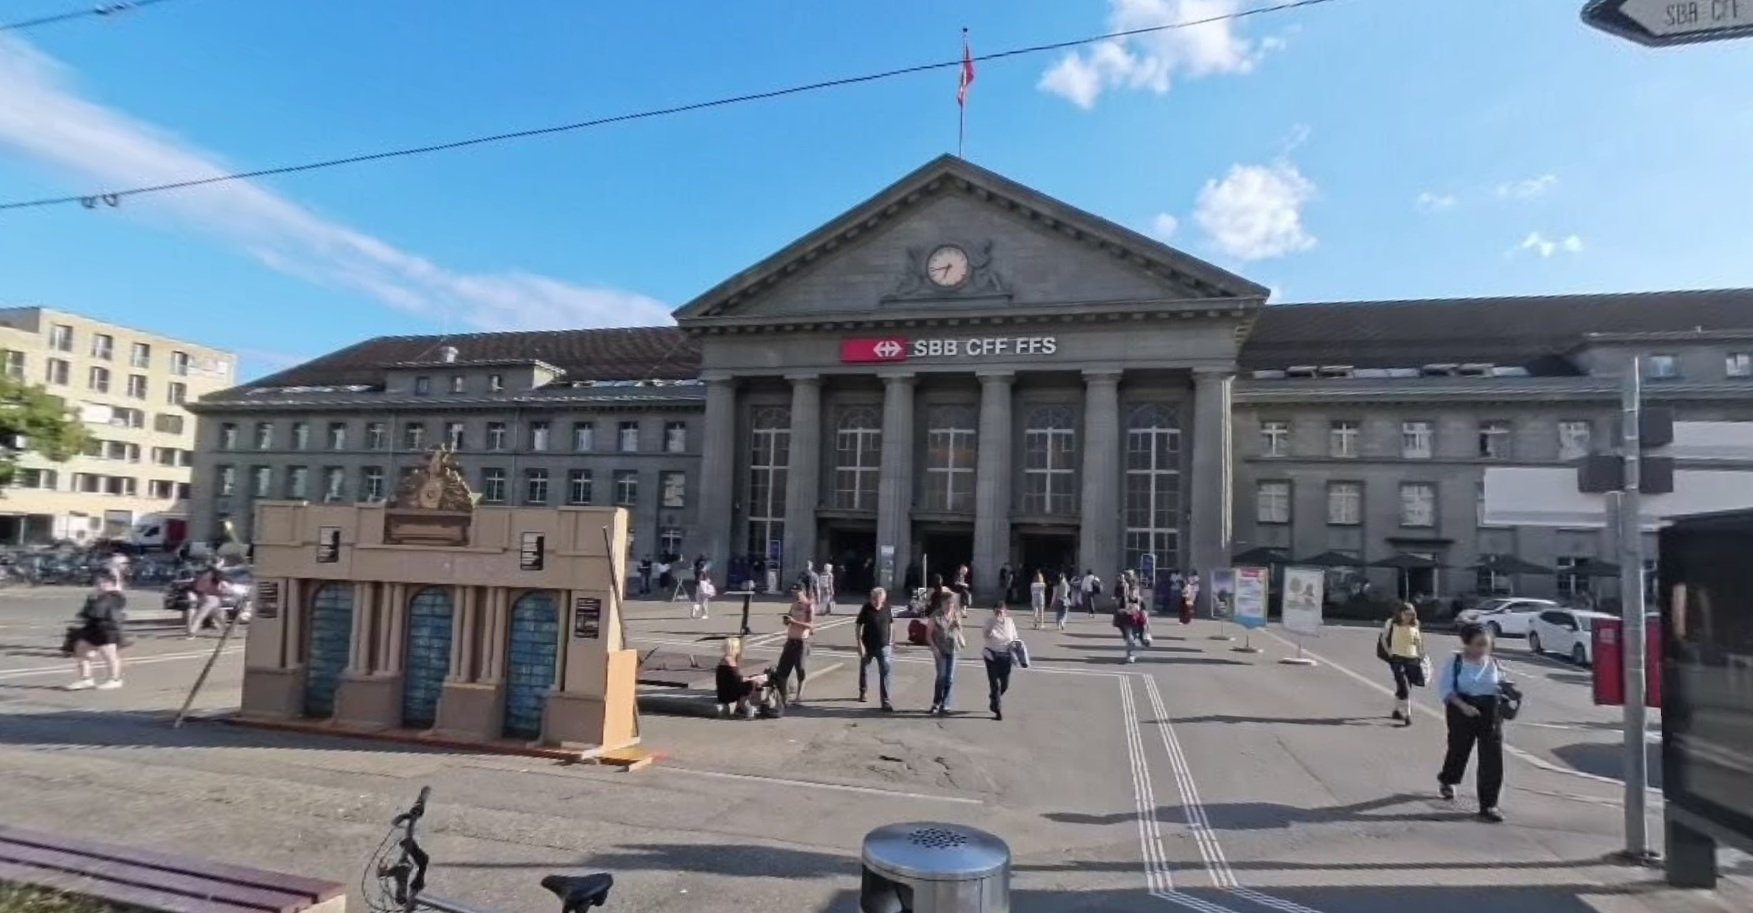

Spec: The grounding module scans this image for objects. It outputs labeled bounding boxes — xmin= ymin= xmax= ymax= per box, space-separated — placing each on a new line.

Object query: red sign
xmin=841 ymin=337 xmax=909 ymax=364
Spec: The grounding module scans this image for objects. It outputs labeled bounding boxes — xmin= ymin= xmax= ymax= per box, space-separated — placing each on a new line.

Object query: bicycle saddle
xmin=540 ymin=873 xmax=613 ymax=911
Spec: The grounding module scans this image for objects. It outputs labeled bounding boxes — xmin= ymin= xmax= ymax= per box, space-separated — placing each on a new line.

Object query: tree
xmin=0 ymin=366 xmax=91 ymax=486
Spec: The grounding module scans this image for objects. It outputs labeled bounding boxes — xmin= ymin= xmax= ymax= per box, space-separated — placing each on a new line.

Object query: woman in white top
xmin=1029 ymin=572 xmax=1048 ymax=630
xmin=981 ymin=605 xmax=1021 ymax=721
xmin=1053 ymin=572 xmax=1072 ymax=631
xmin=1437 ymin=623 xmax=1511 ymax=822
xmin=692 ymin=572 xmax=717 ymax=620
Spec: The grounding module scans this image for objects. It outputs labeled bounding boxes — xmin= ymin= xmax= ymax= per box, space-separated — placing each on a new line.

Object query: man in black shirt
xmin=855 ymin=587 xmax=895 ymax=711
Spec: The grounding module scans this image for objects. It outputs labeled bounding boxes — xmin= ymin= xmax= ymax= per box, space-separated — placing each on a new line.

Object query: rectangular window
xmin=1401 ymin=421 xmax=1433 ymax=459
xmin=448 ymin=375 xmax=465 ymax=394
xmin=290 ymin=422 xmax=310 ymax=450
xmin=362 ymin=466 xmax=385 ymax=502
xmin=401 ymin=422 xmax=426 ymax=450
xmin=45 ymin=358 xmax=69 ymax=386
xmin=1557 ymin=420 xmax=1591 ymax=461
xmin=567 ymin=469 xmax=593 ymax=505
xmin=88 ymin=366 xmax=110 ymax=393
xmin=746 ymin=408 xmax=789 ymax=559
xmin=414 ymin=376 xmax=432 ymax=396
xmin=154 ymin=413 xmax=184 ymax=435
xmin=250 ymin=466 xmax=272 ymax=497
xmin=366 ymin=422 xmax=387 ymax=450
xmin=529 ymin=421 xmax=551 ymax=452
xmin=614 ymin=470 xmax=638 ymax=506
xmin=286 ymin=466 xmax=309 ymax=499
xmin=1022 ymin=407 xmax=1077 ymax=515
xmin=664 ymin=421 xmax=687 ymax=453
xmin=1399 ymin=482 xmax=1437 ymax=528
xmin=1476 ymin=567 xmax=1511 ymax=597
xmin=1727 ymin=353 xmax=1752 ymax=378
xmin=1328 ymin=420 xmax=1359 ymax=458
xmin=151 ymin=447 xmax=176 ymax=466
xmin=924 ymin=405 xmax=978 ymax=512
xmin=327 ymin=422 xmax=347 ymax=450
xmin=1556 ymin=557 xmax=1592 ymax=600
xmin=660 ymin=470 xmax=686 ymax=508
xmin=481 ymin=468 xmax=507 ymax=504
xmin=148 ymin=479 xmax=175 ymax=499
xmin=90 ymin=333 xmax=113 ymax=361
xmin=523 ymin=468 xmax=549 ymax=505
xmin=1256 ymin=480 xmax=1291 ymax=524
xmin=486 ymin=421 xmax=508 ymax=451
xmin=1477 ymin=420 xmax=1512 ymax=459
xmin=1327 ymin=482 xmax=1362 ymax=526
xmin=167 ymin=382 xmax=188 ymax=405
xmin=3 ymin=350 xmax=23 ymax=380
xmin=114 ymin=407 xmax=145 ymax=429
xmin=322 ymin=467 xmax=345 ymax=501
xmin=217 ymin=465 xmax=236 ymax=496
xmin=571 ymin=421 xmax=594 ymax=451
xmin=15 ymin=468 xmax=57 ymax=490
xmin=129 ymin=342 xmax=150 ymax=369
xmin=170 ymin=351 xmax=190 ymax=376
xmin=1123 ymin=404 xmax=1181 ymax=573
xmin=445 ymin=421 xmax=466 ymax=450
xmin=834 ymin=409 xmax=883 ymax=511
xmin=220 ymin=423 xmax=238 ymax=449
xmin=127 ymin=374 xmax=148 ymax=399
xmin=254 ymin=422 xmax=274 ymax=450
xmin=1645 ymin=354 xmax=1679 ymax=379
xmin=48 ymin=324 xmax=73 ymax=352
xmin=488 ymin=374 xmax=504 ymax=392
xmin=1259 ymin=420 xmax=1290 ymax=458
xmin=660 ymin=527 xmax=684 ymax=558
xmin=618 ymin=421 xmax=640 ymax=452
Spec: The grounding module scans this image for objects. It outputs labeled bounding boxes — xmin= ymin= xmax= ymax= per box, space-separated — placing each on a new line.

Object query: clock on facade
xmin=925 ymin=244 xmax=971 ymax=288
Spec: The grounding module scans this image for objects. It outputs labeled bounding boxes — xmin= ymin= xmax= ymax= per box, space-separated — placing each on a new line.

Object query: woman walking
xmin=1053 ymin=572 xmax=1072 ymax=631
xmin=692 ymin=572 xmax=717 ymax=620
xmin=1437 ymin=624 xmax=1512 ymax=822
xmin=1381 ymin=603 xmax=1425 ymax=725
xmin=67 ymin=574 xmax=128 ymax=690
xmin=982 ymin=605 xmax=1020 ymax=721
xmin=1113 ymin=582 xmax=1150 ymax=663
xmin=925 ymin=589 xmax=965 ymax=715
xmin=1029 ymin=572 xmax=1048 ymax=630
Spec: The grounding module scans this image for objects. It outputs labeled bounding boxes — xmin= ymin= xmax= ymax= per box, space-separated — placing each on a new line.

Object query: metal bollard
xmin=860 ymin=822 xmax=1011 ymax=913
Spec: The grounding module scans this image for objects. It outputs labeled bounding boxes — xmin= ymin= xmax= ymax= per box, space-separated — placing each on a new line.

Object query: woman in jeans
xmin=1113 ymin=583 xmax=1150 ymax=663
xmin=1029 ymin=572 xmax=1048 ymax=630
xmin=925 ymin=590 xmax=964 ymax=715
xmin=1437 ymin=623 xmax=1511 ymax=823
xmin=1053 ymin=572 xmax=1072 ymax=631
xmin=982 ymin=605 xmax=1020 ymax=721
xmin=1381 ymin=603 xmax=1424 ymax=726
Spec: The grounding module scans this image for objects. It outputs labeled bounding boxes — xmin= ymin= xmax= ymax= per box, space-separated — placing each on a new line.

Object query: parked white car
xmin=1527 ymin=608 xmax=1617 ymax=666
xmin=1456 ymin=598 xmax=1559 ymax=637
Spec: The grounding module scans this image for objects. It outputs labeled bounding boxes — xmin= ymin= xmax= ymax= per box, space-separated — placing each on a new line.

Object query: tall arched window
xmin=923 ymin=404 xmax=978 ymax=512
xmin=1123 ymin=404 xmax=1181 ymax=572
xmin=833 ymin=406 xmax=882 ymax=511
xmin=746 ymin=407 xmax=790 ymax=558
xmin=1022 ymin=405 xmax=1077 ymax=515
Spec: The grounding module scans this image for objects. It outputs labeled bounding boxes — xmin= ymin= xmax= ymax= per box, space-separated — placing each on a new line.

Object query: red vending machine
xmin=1590 ymin=616 xmax=1661 ymax=707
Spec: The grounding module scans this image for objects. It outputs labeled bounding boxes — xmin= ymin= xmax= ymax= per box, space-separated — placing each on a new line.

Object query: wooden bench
xmin=0 ymin=825 xmax=344 ymax=913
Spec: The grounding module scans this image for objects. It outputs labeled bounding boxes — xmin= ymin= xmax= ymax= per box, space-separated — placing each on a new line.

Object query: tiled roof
xmin=1242 ymin=289 xmax=1753 ymax=369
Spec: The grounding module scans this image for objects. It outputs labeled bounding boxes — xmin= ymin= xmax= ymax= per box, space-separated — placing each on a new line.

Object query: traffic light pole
xmin=1617 ymin=357 xmax=1654 ymax=863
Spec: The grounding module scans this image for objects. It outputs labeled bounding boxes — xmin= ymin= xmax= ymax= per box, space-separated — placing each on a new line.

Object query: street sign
xmin=1583 ymin=0 xmax=1753 ymax=47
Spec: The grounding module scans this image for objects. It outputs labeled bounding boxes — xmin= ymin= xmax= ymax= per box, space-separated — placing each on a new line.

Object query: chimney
xmin=439 ymin=346 xmax=459 ymax=363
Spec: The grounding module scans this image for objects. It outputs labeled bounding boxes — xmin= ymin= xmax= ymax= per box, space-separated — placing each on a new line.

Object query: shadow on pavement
xmin=0 ymin=708 xmax=477 ymax=757
xmin=1168 ymin=714 xmax=1381 ymax=727
xmin=1550 ymin=739 xmax=1666 ymax=789
xmin=1046 ymin=793 xmax=1473 ymax=830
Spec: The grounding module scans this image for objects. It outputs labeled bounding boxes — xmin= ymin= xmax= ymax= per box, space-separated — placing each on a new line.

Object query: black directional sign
xmin=1584 ymin=0 xmax=1753 ymax=47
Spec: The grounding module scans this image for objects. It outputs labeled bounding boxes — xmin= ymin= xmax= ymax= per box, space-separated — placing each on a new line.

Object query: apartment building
xmin=0 ymin=306 xmax=235 ymax=544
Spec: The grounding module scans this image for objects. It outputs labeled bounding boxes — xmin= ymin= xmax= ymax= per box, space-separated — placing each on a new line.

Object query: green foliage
xmin=0 ymin=883 xmax=139 ymax=913
xmin=0 ymin=359 xmax=92 ymax=486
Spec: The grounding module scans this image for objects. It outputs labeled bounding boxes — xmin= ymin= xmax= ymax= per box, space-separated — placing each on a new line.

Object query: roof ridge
xmin=1266 ymin=287 xmax=1753 ymax=310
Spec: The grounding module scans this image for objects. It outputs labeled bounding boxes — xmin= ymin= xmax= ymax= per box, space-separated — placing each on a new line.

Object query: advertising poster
xmin=1282 ymin=566 xmax=1326 ymax=637
xmin=1210 ymin=569 xmax=1236 ymax=619
xmin=1234 ymin=567 xmax=1269 ymax=629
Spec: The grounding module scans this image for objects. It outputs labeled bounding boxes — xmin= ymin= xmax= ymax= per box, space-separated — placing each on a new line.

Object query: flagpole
xmin=958 ymin=27 xmax=968 ymax=158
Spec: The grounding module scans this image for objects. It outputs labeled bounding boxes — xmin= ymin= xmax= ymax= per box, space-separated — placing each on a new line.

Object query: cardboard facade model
xmin=384 ymin=448 xmax=477 ymax=546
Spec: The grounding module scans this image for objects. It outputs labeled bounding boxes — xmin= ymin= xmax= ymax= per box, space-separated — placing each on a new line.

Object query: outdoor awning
xmin=1233 ymin=546 xmax=1292 ymax=566
xmin=1568 ymin=557 xmax=1623 ymax=577
xmin=1294 ymin=551 xmax=1365 ymax=568
xmin=1369 ymin=553 xmax=1445 ymax=570
xmin=1469 ymin=553 xmax=1555 ymax=575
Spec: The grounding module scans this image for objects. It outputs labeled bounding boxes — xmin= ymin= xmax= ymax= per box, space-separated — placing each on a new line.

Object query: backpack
xmin=907 ymin=618 xmax=930 ymax=646
xmin=1450 ymin=654 xmax=1522 ymax=720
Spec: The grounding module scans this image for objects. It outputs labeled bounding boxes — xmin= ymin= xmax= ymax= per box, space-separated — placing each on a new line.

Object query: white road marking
xmin=743 ymin=614 xmax=855 ymax=648
xmin=656 ymin=764 xmax=984 ymax=805
xmin=0 ymin=646 xmax=242 ymax=680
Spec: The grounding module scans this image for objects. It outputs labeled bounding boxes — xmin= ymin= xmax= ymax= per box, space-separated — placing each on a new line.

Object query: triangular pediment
xmin=674 ymin=156 xmax=1266 ymax=324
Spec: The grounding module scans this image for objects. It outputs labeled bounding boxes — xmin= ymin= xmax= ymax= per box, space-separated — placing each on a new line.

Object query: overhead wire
xmin=1 ymin=0 xmax=184 ymax=34
xmin=0 ymin=0 xmax=1339 ymax=213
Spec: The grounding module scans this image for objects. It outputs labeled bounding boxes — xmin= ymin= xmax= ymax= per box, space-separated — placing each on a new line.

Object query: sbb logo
xmin=840 ymin=337 xmax=910 ymax=364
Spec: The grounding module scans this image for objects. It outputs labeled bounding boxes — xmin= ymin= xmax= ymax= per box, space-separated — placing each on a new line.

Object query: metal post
xmin=1618 ymin=357 xmax=1652 ymax=862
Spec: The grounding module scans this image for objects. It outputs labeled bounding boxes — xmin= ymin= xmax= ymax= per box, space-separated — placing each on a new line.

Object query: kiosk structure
xmin=238 ymin=448 xmax=638 ymax=753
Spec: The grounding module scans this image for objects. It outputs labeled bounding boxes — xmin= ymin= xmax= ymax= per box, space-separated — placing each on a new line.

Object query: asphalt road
xmin=0 ymin=588 xmax=1745 ymax=913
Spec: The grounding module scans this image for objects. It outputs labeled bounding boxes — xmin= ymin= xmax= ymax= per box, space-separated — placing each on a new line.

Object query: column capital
xmin=701 ymin=372 xmax=739 ymax=387
xmin=784 ymin=372 xmax=823 ymax=386
xmin=976 ymin=369 xmax=1015 ymax=383
xmin=1192 ymin=365 xmax=1238 ymax=380
xmin=1082 ymin=369 xmax=1123 ymax=385
xmin=881 ymin=371 xmax=917 ymax=386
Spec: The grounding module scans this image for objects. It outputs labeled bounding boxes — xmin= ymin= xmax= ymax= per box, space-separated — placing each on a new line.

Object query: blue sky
xmin=0 ymin=0 xmax=1748 ymax=381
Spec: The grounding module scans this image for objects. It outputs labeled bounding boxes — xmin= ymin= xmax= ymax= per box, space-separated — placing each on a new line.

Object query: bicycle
xmin=367 ymin=788 xmax=614 ymax=913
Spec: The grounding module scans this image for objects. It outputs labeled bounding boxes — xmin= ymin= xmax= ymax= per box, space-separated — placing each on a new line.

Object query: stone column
xmin=973 ymin=371 xmax=1014 ymax=605
xmin=876 ymin=373 xmax=916 ymax=591
xmin=1079 ymin=371 xmax=1122 ymax=579
xmin=1189 ymin=368 xmax=1235 ymax=615
xmin=782 ymin=374 xmax=822 ymax=578
xmin=348 ymin=581 xmax=376 ymax=674
xmin=697 ymin=375 xmax=738 ymax=578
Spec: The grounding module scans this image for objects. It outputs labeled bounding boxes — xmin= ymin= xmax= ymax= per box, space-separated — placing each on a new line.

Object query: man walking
xmin=637 ymin=556 xmax=653 ymax=597
xmin=769 ymin=585 xmax=817 ymax=705
xmin=855 ymin=587 xmax=895 ymax=711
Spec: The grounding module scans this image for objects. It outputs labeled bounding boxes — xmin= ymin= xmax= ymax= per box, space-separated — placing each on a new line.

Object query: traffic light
xmin=1576 ymin=407 xmax=1674 ymax=495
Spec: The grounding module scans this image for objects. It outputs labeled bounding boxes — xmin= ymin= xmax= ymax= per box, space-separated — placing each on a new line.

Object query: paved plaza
xmin=1 ymin=587 xmax=1748 ymax=913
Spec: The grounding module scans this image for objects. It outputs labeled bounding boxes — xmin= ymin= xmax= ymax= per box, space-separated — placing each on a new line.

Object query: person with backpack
xmin=1112 ymin=582 xmax=1150 ymax=663
xmin=1437 ymin=623 xmax=1517 ymax=823
xmin=1378 ymin=603 xmax=1426 ymax=726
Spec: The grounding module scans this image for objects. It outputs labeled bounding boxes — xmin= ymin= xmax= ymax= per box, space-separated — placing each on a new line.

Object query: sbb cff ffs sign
xmin=840 ymin=335 xmax=1059 ymax=363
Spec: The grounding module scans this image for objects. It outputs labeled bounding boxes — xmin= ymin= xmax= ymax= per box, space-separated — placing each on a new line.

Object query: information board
xmin=573 ymin=596 xmax=602 ymax=639
xmin=1234 ymin=567 xmax=1269 ymax=629
xmin=1282 ymin=566 xmax=1326 ymax=637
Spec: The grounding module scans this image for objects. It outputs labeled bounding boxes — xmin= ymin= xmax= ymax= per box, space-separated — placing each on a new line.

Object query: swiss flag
xmin=842 ymin=337 xmax=909 ymax=364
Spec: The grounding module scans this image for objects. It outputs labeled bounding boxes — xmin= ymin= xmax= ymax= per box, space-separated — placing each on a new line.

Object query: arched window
xmin=746 ymin=407 xmax=790 ymax=558
xmin=1123 ymin=404 xmax=1181 ymax=572
xmin=923 ymin=404 xmax=978 ymax=512
xmin=303 ymin=582 xmax=355 ymax=718
xmin=833 ymin=406 xmax=882 ymax=511
xmin=1022 ymin=405 xmax=1077 ymax=515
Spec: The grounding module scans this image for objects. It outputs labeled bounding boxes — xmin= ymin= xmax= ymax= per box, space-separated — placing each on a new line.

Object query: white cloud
xmin=0 ymin=35 xmax=671 ymax=333
xmin=1415 ymin=191 xmax=1457 ymax=212
xmin=1496 ymin=174 xmax=1558 ymax=200
xmin=1038 ymin=0 xmax=1286 ymax=109
xmin=1193 ymin=161 xmax=1317 ymax=262
xmin=1515 ymin=231 xmax=1585 ymax=258
xmin=1150 ymin=212 xmax=1180 ymax=240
